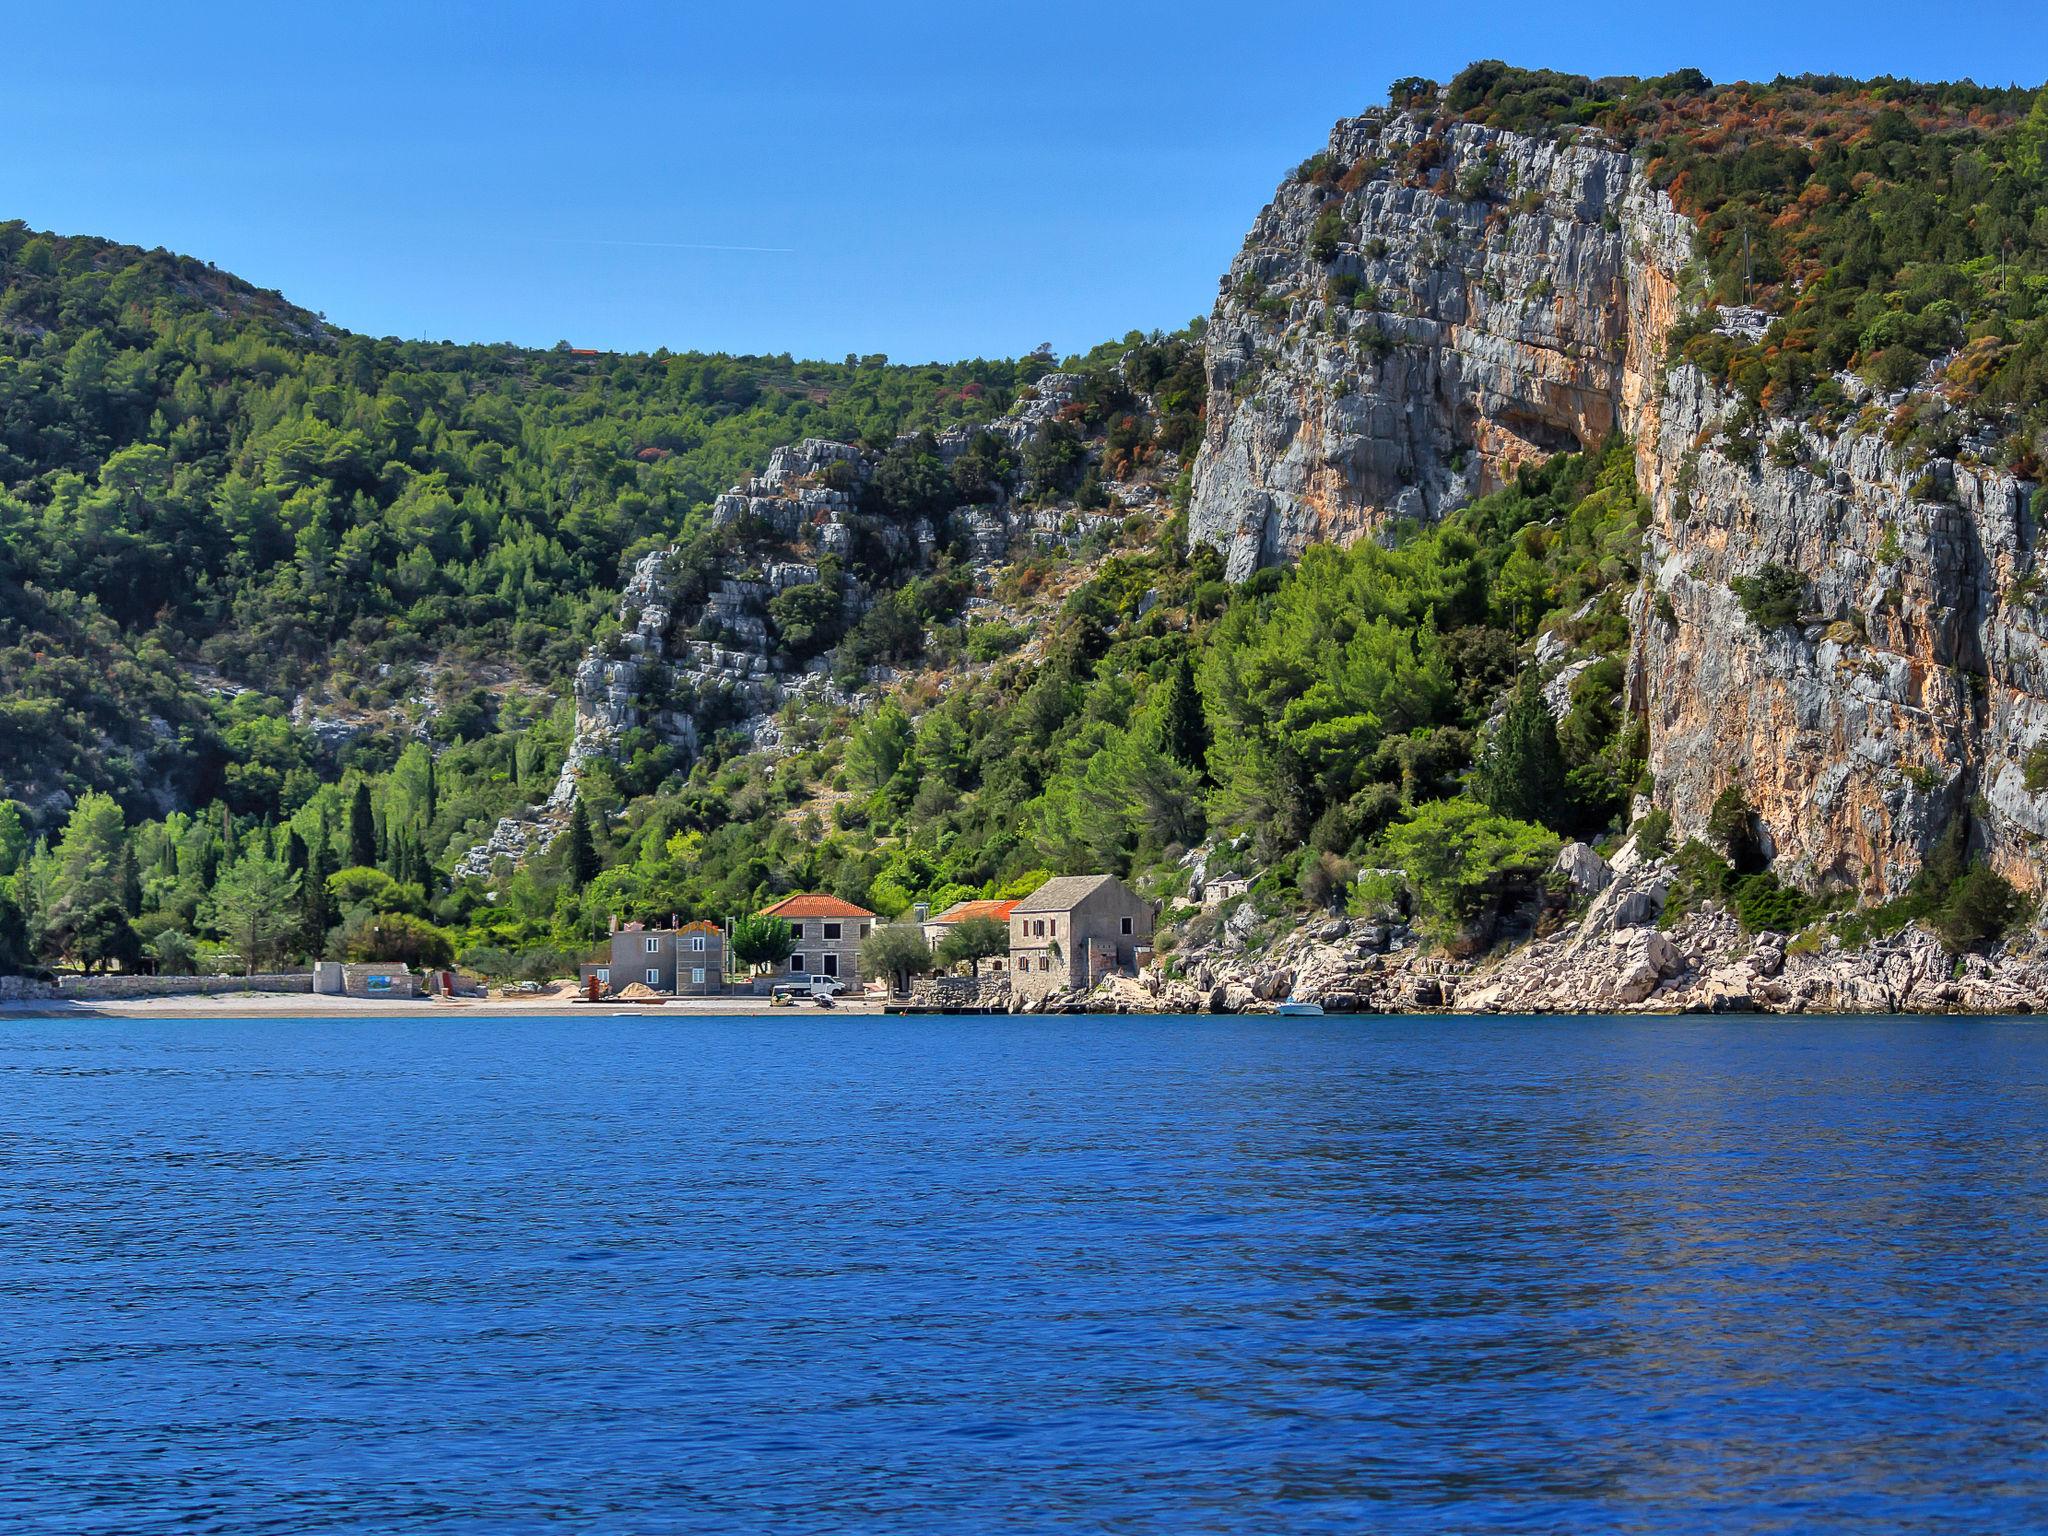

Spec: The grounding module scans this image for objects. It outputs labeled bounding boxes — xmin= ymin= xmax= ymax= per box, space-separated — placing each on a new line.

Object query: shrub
xmin=1309 ymin=207 xmax=1347 ymax=263
xmin=1294 ymin=152 xmax=1335 ymax=185
xmin=342 ymin=911 xmax=453 ymax=968
xmin=2024 ymin=747 xmax=2048 ymax=793
xmin=1930 ymin=865 xmax=2030 ymax=951
xmin=1635 ymin=807 xmax=1672 ymax=858
xmin=965 ymin=622 xmax=1028 ymax=662
xmin=1731 ymin=563 xmax=1805 ymax=628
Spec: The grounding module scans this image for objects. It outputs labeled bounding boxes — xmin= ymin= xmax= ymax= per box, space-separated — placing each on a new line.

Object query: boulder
xmin=1555 ymin=842 xmax=1614 ymax=896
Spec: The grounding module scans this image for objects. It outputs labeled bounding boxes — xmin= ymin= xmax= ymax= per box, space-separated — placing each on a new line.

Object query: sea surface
xmin=3 ymin=1013 xmax=2046 ymax=1533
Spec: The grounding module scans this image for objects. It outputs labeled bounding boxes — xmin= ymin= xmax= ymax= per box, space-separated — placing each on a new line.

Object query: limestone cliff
xmin=1189 ymin=108 xmax=2047 ymax=898
xmin=1189 ymin=112 xmax=1690 ymax=579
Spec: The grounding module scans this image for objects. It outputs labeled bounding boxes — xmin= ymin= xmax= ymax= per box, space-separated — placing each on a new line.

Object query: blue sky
xmin=8 ymin=2 xmax=2046 ymax=362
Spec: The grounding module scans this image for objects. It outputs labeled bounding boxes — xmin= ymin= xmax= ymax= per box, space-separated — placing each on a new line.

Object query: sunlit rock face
xmin=1193 ymin=110 xmax=2048 ymax=897
xmin=1636 ymin=366 xmax=2044 ymax=898
xmin=1189 ymin=114 xmax=1688 ymax=580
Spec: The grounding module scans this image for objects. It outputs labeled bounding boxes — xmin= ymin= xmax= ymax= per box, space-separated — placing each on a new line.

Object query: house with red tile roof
xmin=919 ymin=899 xmax=1020 ymax=971
xmin=756 ymin=894 xmax=876 ymax=986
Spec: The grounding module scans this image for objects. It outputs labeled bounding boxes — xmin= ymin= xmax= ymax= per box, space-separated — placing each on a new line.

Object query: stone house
xmin=590 ymin=919 xmax=727 ymax=995
xmin=758 ymin=894 xmax=875 ymax=986
xmin=919 ymin=898 xmax=1020 ymax=971
xmin=1008 ymin=875 xmax=1156 ymax=1002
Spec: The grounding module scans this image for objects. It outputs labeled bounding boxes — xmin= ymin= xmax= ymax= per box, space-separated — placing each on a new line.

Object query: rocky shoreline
xmin=1048 ymin=839 xmax=2048 ymax=1017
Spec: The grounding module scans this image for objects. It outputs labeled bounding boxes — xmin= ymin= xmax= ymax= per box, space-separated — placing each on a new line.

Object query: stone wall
xmin=55 ymin=972 xmax=312 ymax=1000
xmin=908 ymin=975 xmax=1012 ymax=1010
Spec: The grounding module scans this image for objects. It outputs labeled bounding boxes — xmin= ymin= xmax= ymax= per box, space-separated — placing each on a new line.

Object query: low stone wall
xmin=0 ymin=974 xmax=57 ymax=1002
xmin=909 ymin=975 xmax=1011 ymax=1009
xmin=55 ymin=972 xmax=313 ymax=1001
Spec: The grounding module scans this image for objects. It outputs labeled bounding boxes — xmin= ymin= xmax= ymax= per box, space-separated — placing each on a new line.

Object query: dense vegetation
xmin=0 ymin=221 xmax=1042 ymax=809
xmin=0 ymin=424 xmax=1652 ymax=977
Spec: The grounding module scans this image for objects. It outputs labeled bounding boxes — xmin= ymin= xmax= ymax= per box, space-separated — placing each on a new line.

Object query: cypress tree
xmin=347 ymin=782 xmax=376 ymax=870
xmin=1159 ymin=653 xmax=1210 ymax=772
xmin=304 ymin=831 xmax=336 ymax=953
xmin=565 ymin=797 xmax=599 ymax=889
xmin=1473 ymin=672 xmax=1569 ymax=830
xmin=116 ymin=842 xmax=142 ymax=917
xmin=284 ymin=829 xmax=308 ymax=878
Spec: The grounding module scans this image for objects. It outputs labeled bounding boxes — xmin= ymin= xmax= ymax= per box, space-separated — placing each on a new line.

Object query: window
xmin=595 ymin=968 xmax=609 ymax=983
xmin=645 ymin=937 xmax=659 ymax=954
xmin=1049 ymin=919 xmax=1057 ymax=937
xmin=823 ymin=955 xmax=838 ymax=977
xmin=790 ymin=922 xmax=805 ymax=940
xmin=691 ymin=967 xmax=706 ymax=986
xmin=646 ymin=968 xmax=660 ymax=988
xmin=1121 ymin=917 xmax=1133 ymax=936
xmin=790 ymin=954 xmax=805 ymax=972
xmin=859 ymin=922 xmax=870 ymax=937
xmin=824 ymin=922 xmax=841 ymax=940
xmin=690 ymin=935 xmax=706 ymax=952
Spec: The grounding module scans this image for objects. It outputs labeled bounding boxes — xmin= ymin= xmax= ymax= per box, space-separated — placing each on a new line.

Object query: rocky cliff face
xmin=1637 ymin=363 xmax=2046 ymax=897
xmin=1188 ymin=112 xmax=1691 ymax=579
xmin=1189 ymin=108 xmax=2048 ymax=898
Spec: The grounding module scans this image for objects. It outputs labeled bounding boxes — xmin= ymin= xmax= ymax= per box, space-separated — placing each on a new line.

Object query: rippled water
xmin=4 ymin=1014 xmax=2048 ymax=1532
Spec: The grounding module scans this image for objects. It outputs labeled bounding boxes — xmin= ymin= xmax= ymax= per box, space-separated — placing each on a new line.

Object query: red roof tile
xmin=758 ymin=893 xmax=876 ymax=920
xmin=930 ymin=899 xmax=1020 ymax=925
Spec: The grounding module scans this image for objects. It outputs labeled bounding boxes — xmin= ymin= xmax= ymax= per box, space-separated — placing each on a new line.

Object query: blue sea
xmin=3 ymin=1013 xmax=2046 ymax=1533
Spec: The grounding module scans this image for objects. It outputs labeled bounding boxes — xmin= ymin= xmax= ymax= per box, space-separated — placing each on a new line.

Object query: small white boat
xmin=1272 ymin=999 xmax=1324 ymax=1016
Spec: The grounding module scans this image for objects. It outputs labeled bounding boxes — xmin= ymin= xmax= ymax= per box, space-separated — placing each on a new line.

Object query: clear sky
xmin=8 ymin=1 xmax=2046 ymax=362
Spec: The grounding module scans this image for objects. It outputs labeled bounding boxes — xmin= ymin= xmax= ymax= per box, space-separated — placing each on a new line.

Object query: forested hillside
xmin=7 ymin=58 xmax=2048 ymax=987
xmin=0 ymin=220 xmax=1035 ymax=812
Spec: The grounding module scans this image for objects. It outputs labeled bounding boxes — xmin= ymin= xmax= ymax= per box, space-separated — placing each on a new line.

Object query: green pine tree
xmin=347 ymin=782 xmax=376 ymax=870
xmin=1473 ymin=672 xmax=1569 ymax=831
xmin=303 ymin=831 xmax=337 ymax=955
xmin=1159 ymin=653 xmax=1210 ymax=773
xmin=565 ymin=798 xmax=599 ymax=889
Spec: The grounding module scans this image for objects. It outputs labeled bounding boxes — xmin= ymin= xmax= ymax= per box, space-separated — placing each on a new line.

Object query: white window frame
xmin=790 ymin=954 xmax=805 ymax=972
xmin=790 ymin=922 xmax=805 ymax=940
xmin=645 ymin=937 xmax=659 ymax=954
xmin=823 ymin=954 xmax=839 ymax=977
xmin=690 ymin=934 xmax=706 ymax=952
xmin=824 ymin=922 xmax=841 ymax=940
xmin=646 ymin=968 xmax=660 ymax=987
xmin=691 ymin=967 xmax=706 ymax=985
xmin=595 ymin=968 xmax=609 ymax=983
